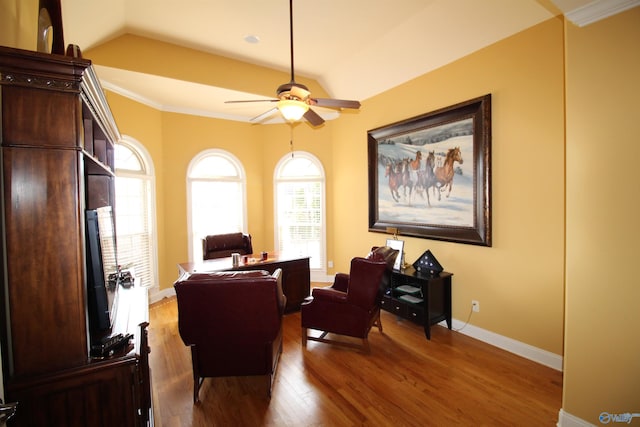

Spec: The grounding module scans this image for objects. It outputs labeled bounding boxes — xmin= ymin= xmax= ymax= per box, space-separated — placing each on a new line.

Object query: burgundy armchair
xmin=301 ymin=246 xmax=398 ymax=353
xmin=202 ymin=232 xmax=253 ymax=260
xmin=174 ymin=269 xmax=285 ymax=402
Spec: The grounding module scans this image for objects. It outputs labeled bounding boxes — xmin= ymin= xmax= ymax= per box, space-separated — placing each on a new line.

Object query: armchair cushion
xmin=329 ymin=272 xmax=350 ymax=293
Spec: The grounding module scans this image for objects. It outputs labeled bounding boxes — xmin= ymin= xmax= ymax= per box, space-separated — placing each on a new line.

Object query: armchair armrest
xmin=331 ymin=273 xmax=349 ymax=293
xmin=272 ymin=268 xmax=286 ymax=314
xmin=311 ymin=287 xmax=348 ymax=304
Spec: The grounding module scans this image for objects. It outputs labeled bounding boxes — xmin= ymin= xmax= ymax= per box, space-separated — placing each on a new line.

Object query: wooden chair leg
xmin=306 ymin=329 xmax=372 ymax=353
xmin=268 ymin=338 xmax=282 ymax=398
xmin=191 ymin=346 xmax=203 ymax=403
xmin=368 ymin=310 xmax=383 ymax=334
xmin=301 ymin=327 xmax=307 ymax=346
xmin=194 ymin=376 xmax=204 ymax=403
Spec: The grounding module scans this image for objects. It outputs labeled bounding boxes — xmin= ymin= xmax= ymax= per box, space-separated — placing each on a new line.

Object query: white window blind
xmin=275 ymin=152 xmax=325 ymax=272
xmin=114 ymin=142 xmax=157 ymax=289
xmin=187 ymin=150 xmax=247 ymax=261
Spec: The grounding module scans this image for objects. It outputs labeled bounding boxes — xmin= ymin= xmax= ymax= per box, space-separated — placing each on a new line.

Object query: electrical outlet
xmin=472 ymin=300 xmax=480 ymax=312
xmin=328 ymin=260 xmax=334 ymax=268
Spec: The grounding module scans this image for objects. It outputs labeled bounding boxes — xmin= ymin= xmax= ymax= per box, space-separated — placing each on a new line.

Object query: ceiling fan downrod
xmin=288 ymin=0 xmax=295 ymax=84
xmin=226 ymin=0 xmax=360 ymax=126
xmin=278 ymin=0 xmax=309 ymax=97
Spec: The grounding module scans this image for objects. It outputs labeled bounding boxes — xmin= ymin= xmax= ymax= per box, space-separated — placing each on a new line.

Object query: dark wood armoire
xmin=0 ymin=45 xmax=152 ymax=426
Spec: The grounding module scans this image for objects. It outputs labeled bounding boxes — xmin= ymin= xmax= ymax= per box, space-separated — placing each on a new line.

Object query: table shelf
xmin=380 ymin=267 xmax=453 ymax=340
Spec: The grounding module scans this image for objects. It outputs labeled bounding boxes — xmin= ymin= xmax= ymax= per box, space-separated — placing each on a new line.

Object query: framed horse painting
xmin=367 ymin=94 xmax=492 ymax=246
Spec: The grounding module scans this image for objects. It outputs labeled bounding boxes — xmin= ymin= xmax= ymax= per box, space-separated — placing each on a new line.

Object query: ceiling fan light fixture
xmin=224 ymin=0 xmax=359 ymax=127
xmin=277 ymin=99 xmax=309 ymax=121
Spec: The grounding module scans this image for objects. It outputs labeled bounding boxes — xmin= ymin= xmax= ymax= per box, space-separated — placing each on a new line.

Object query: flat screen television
xmin=85 ymin=206 xmax=118 ymax=337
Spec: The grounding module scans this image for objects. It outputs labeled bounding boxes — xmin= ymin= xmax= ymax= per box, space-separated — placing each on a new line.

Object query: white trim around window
xmin=274 ymin=151 xmax=327 ymax=281
xmin=186 ymin=149 xmax=248 ymax=262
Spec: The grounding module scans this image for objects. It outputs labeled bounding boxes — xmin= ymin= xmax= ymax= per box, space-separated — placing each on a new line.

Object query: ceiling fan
xmin=225 ymin=0 xmax=361 ymax=127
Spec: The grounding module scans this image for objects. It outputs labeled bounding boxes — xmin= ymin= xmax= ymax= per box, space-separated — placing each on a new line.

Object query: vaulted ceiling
xmin=59 ymin=0 xmax=635 ymax=124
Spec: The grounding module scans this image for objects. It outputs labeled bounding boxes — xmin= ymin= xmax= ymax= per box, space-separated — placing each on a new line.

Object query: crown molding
xmin=565 ymin=0 xmax=640 ymax=27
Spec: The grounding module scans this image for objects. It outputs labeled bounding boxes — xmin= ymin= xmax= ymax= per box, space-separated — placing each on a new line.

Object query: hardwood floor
xmin=149 ymin=296 xmax=562 ymax=426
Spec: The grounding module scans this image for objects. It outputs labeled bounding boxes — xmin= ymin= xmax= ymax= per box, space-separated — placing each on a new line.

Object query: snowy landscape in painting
xmin=374 ymin=119 xmax=475 ymax=228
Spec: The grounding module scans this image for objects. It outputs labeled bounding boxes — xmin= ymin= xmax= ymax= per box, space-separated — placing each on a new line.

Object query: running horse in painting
xmin=385 ymin=161 xmax=403 ymax=202
xmin=421 ymin=150 xmax=438 ymax=206
xmin=435 ymin=147 xmax=463 ymax=201
xmin=408 ymin=150 xmax=422 ymax=173
xmin=410 ymin=150 xmax=438 ymax=207
xmin=402 ymin=151 xmax=422 ymax=203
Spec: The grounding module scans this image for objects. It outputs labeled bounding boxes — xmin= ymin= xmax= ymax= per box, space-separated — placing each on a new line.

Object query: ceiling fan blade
xmin=303 ymin=108 xmax=325 ymax=127
xmin=225 ymin=99 xmax=278 ymax=104
xmin=311 ymin=98 xmax=361 ymax=109
xmin=250 ymin=107 xmax=279 ymax=123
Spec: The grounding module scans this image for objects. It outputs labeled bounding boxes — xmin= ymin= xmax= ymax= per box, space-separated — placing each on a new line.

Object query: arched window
xmin=274 ymin=151 xmax=326 ymax=274
xmin=187 ymin=150 xmax=247 ymax=261
xmin=114 ymin=137 xmax=158 ymax=290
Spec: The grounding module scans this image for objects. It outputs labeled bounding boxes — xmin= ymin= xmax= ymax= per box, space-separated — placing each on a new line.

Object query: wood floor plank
xmin=149 ymin=295 xmax=562 ymax=426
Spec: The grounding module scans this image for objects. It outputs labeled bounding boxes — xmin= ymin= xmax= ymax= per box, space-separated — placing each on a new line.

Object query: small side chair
xmin=301 ymin=253 xmax=393 ymax=353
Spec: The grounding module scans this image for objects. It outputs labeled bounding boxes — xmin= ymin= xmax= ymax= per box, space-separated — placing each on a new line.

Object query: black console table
xmin=380 ymin=267 xmax=453 ymax=340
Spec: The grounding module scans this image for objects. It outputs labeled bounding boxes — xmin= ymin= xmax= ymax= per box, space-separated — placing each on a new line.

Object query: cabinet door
xmin=2 ymin=147 xmax=87 ymax=377
xmin=6 ymin=360 xmax=138 ymax=427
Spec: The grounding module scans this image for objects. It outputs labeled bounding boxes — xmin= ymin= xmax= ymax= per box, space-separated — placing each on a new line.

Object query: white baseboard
xmin=149 ymin=286 xmax=175 ymax=304
xmin=557 ymin=409 xmax=595 ymax=427
xmin=439 ymin=318 xmax=564 ymax=371
xmin=311 ymin=272 xmax=334 ymax=283
xmin=317 ymin=275 xmax=563 ymax=371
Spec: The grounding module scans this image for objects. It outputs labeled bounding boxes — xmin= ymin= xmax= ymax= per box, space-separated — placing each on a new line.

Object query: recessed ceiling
xmin=59 ymin=0 xmax=633 ymax=124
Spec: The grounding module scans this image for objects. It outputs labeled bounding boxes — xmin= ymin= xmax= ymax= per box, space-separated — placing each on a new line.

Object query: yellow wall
xmin=154 ymin=114 xmax=335 ymax=285
xmin=157 ymin=113 xmax=263 ymax=279
xmin=102 ymin=92 xmax=172 ymax=303
xmin=255 ymin=123 xmax=336 ymax=261
xmin=0 ymin=0 xmax=38 ymax=50
xmin=564 ymin=8 xmax=640 ymax=423
xmin=98 ymin=93 xmax=335 ymax=291
xmin=85 ymin=19 xmax=566 ymax=357
xmin=1 ymin=4 xmax=566 ymax=356
xmin=4 ymin=5 xmax=640 ymax=424
xmin=335 ymin=17 xmax=566 ymax=355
